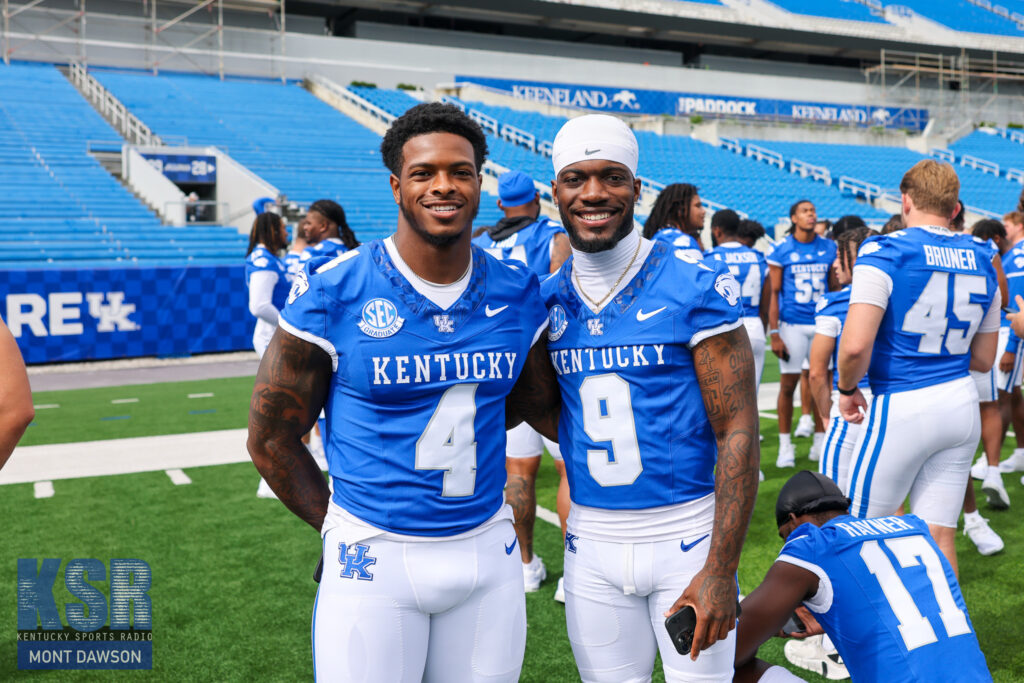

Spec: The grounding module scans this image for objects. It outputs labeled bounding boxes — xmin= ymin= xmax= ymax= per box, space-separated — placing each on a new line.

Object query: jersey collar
xmin=557 ymin=242 xmax=665 ymax=329
xmin=370 ymin=240 xmax=487 ymax=320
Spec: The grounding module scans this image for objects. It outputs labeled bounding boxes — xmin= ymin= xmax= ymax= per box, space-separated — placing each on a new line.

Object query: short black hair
xmin=711 ymin=208 xmax=740 ymax=237
xmin=972 ymin=218 xmax=1006 ymax=243
xmin=738 ymin=219 xmax=765 ymax=243
xmin=380 ymin=102 xmax=488 ymax=176
xmin=832 ymin=214 xmax=867 ymax=240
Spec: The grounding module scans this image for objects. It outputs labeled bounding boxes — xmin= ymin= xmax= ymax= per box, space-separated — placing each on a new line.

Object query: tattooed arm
xmin=665 ymin=324 xmax=760 ymax=660
xmin=247 ymin=327 xmax=333 ymax=532
xmin=506 ymin=337 xmax=561 ymax=442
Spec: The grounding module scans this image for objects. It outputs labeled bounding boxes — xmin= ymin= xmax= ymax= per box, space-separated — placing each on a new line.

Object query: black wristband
xmin=837 ymin=385 xmax=858 ymax=396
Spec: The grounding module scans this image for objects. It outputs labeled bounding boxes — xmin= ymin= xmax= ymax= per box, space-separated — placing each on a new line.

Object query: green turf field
xmin=5 ymin=374 xmax=1024 ymax=681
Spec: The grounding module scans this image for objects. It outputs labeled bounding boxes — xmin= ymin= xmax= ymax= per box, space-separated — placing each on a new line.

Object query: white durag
xmin=551 ymin=114 xmax=638 ymax=177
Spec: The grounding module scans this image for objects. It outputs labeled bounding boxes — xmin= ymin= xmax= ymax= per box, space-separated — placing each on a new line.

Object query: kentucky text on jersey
xmin=549 ymin=345 xmax=666 ymax=376
xmin=922 ymin=245 xmax=978 ymax=270
xmin=371 ymin=352 xmax=518 ymax=384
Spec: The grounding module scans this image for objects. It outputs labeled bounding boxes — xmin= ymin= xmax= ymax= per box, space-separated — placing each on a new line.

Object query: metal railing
xmin=839 ymin=176 xmax=884 ymax=200
xmin=960 ymin=154 xmax=1000 ymax=176
xmin=745 ymin=143 xmax=785 ymax=169
xmin=68 ymin=61 xmax=161 ymax=146
xmin=1006 ymin=168 xmax=1024 ymax=184
xmin=929 ymin=148 xmax=956 ymax=163
xmin=790 ymin=158 xmax=832 ymax=185
xmin=719 ymin=137 xmax=743 ymax=154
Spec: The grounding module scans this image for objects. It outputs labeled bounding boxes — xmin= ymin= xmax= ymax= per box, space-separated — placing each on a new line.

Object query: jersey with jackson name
xmin=279 ymin=241 xmax=547 ymax=536
xmin=300 ymin=237 xmax=349 ymax=263
xmin=814 ymin=287 xmax=869 ymax=391
xmin=707 ymin=241 xmax=767 ymax=319
xmin=767 ymin=235 xmax=836 ymax=324
xmin=854 ymin=228 xmax=997 ymax=394
xmin=777 ymin=514 xmax=990 ymax=683
xmin=540 ymin=242 xmax=742 ymax=509
xmin=650 ymin=227 xmax=704 ymax=261
xmin=244 ymin=245 xmax=290 ymax=310
xmin=472 ymin=216 xmax=565 ymax=276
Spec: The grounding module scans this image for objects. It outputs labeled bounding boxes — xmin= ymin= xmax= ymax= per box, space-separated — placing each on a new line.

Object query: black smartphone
xmin=781 ymin=611 xmax=805 ymax=636
xmin=664 ymin=605 xmax=697 ymax=655
xmin=313 ymin=554 xmax=324 ymax=583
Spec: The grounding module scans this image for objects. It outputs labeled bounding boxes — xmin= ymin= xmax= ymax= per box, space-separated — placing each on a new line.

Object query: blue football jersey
xmin=541 ymin=242 xmax=742 ymax=509
xmin=814 ymin=287 xmax=869 ymax=391
xmin=283 ymin=251 xmax=302 ymax=279
xmin=279 ymin=242 xmax=548 ymax=536
xmin=651 ymin=227 xmax=704 ymax=261
xmin=766 ymin=235 xmax=837 ymax=324
xmin=707 ymin=241 xmax=767 ymax=318
xmin=778 ymin=514 xmax=990 ymax=683
xmin=1001 ymin=242 xmax=1024 ymax=331
xmin=472 ymin=216 xmax=566 ymax=276
xmin=300 ymin=237 xmax=349 ymax=263
xmin=244 ymin=245 xmax=290 ymax=311
xmin=855 ymin=228 xmax=997 ymax=394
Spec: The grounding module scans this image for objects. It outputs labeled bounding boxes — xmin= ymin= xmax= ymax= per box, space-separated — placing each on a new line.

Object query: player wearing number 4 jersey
xmin=838 ymin=160 xmax=1000 ymax=575
xmin=542 ymin=115 xmax=760 ymax=682
xmin=247 ymin=103 xmax=560 ymax=683
xmin=734 ymin=471 xmax=991 ymax=683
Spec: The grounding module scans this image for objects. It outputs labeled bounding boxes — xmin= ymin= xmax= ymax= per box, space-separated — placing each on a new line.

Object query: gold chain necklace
xmin=573 ymin=237 xmax=642 ymax=310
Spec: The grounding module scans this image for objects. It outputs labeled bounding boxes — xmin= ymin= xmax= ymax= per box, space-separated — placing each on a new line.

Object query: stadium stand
xmin=951 ymin=129 xmax=1024 ymax=177
xmin=895 ymin=0 xmax=1024 ymax=35
xmin=0 ymin=61 xmax=247 ymax=270
xmin=354 ymin=87 xmax=887 ymax=227
xmin=769 ymin=0 xmax=888 ymax=24
xmin=93 ymin=71 xmax=504 ymax=242
xmin=739 ymin=138 xmax=1023 ymax=214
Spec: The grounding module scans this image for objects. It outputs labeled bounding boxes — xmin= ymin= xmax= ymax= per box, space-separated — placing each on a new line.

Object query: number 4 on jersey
xmin=415 ymin=384 xmax=478 ymax=497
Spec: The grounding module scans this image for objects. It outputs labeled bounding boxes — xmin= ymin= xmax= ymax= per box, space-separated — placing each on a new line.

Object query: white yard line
xmin=33 ymin=404 xmax=60 ymax=410
xmin=1 ymin=429 xmax=251 ymax=485
xmin=536 ymin=505 xmax=561 ymax=528
xmin=188 ymin=393 xmax=215 ymax=399
xmin=34 ymin=481 xmax=54 ymax=498
xmin=165 ymin=469 xmax=192 ymax=485
xmin=111 ymin=398 xmax=139 ymax=404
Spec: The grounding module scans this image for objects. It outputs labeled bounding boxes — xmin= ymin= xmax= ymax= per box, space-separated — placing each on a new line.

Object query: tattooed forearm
xmin=248 ymin=327 xmax=333 ymax=532
xmin=693 ymin=325 xmax=760 ymax=576
xmin=506 ymin=473 xmax=535 ymax=559
xmin=507 ymin=337 xmax=561 ymax=441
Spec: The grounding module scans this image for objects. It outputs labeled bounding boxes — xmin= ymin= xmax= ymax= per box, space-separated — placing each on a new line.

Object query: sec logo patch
xmin=548 ymin=305 xmax=568 ymax=341
xmin=358 ymin=298 xmax=404 ymax=338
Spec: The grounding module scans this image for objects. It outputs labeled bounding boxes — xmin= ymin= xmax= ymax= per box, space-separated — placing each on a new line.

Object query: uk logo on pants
xmin=338 ymin=543 xmax=377 ymax=581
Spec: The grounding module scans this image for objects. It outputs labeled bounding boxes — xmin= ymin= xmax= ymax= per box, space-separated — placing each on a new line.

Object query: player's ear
xmin=389 ymin=173 xmax=401 ymax=205
xmin=633 ymin=176 xmax=642 ymax=204
xmin=550 ymin=180 xmax=558 ymax=206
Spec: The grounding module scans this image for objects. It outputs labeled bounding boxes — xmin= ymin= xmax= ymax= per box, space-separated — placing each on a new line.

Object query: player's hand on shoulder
xmin=665 ymin=568 xmax=737 ymax=661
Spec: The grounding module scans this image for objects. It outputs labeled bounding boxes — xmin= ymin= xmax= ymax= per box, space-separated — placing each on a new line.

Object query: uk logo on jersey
xmin=586 ymin=319 xmax=604 ymax=336
xmin=337 ymin=543 xmax=377 ymax=581
xmin=548 ymin=304 xmax=568 ymax=341
xmin=859 ymin=241 xmax=882 ymax=257
xmin=358 ymin=298 xmax=404 ymax=338
xmin=432 ymin=314 xmax=454 ymax=334
xmin=287 ymin=270 xmax=309 ymax=305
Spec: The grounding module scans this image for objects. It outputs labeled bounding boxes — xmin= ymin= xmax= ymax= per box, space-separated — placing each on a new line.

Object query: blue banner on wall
xmin=140 ymin=154 xmax=217 ymax=184
xmin=456 ymin=75 xmax=928 ymax=132
xmin=1 ymin=265 xmax=253 ymax=364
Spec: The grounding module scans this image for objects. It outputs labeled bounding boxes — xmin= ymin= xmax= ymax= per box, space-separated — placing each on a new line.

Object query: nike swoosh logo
xmin=505 ymin=538 xmax=518 ymax=555
xmin=485 ymin=305 xmax=509 ymax=317
xmin=817 ymin=251 xmax=826 ymax=256
xmin=636 ymin=306 xmax=667 ymax=322
xmin=585 ymin=148 xmax=600 ymax=155
xmin=680 ymin=534 xmax=709 ymax=552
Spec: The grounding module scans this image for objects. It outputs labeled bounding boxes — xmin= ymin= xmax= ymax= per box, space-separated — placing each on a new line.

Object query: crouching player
xmin=734 ymin=471 xmax=992 ymax=683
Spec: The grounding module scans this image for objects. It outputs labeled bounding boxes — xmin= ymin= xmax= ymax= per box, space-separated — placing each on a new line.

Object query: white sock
xmin=780 ymin=433 xmax=792 ymax=447
xmin=813 ymin=432 xmax=825 ymax=448
xmin=760 ymin=665 xmax=807 ymax=682
xmin=964 ymin=510 xmax=982 ymax=524
xmin=1014 ymin=448 xmax=1024 ymax=458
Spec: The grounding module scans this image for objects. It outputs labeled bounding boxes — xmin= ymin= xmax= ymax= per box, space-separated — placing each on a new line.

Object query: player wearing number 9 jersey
xmin=734 ymin=471 xmax=991 ymax=683
xmin=543 ymin=115 xmax=760 ymax=683
xmin=247 ymin=103 xmax=560 ymax=683
xmin=838 ymin=160 xmax=1000 ymax=575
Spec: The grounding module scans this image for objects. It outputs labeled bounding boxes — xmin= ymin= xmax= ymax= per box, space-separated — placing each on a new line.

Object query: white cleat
xmin=794 ymin=414 xmax=815 ymax=438
xmin=784 ymin=635 xmax=850 ymax=680
xmin=982 ymin=470 xmax=1010 ymax=510
xmin=776 ymin=443 xmax=796 ymax=468
xmin=809 ymin=443 xmax=821 ymax=462
xmin=554 ymin=577 xmax=565 ymax=604
xmin=256 ymin=478 xmax=279 ymax=500
xmin=523 ymin=555 xmax=547 ymax=592
xmin=998 ymin=451 xmax=1024 ymax=473
xmin=759 ymin=470 xmax=766 ymax=482
xmin=964 ymin=515 xmax=1004 ymax=556
xmin=971 ymin=456 xmax=988 ymax=481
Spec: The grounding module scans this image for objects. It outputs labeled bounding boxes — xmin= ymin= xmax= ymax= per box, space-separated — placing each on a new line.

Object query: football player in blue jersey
xmin=543 ymin=114 xmax=759 ymax=682
xmin=733 ymin=471 xmax=992 ymax=683
xmin=708 ymin=209 xmax=769 ymax=392
xmin=767 ymin=200 xmax=837 ymax=468
xmin=838 ymin=160 xmax=1001 ymax=574
xmin=247 ymin=102 xmax=560 ymax=682
xmin=283 ymin=214 xmax=309 ymax=279
xmin=473 ymin=169 xmax=571 ymax=594
xmin=808 ymin=227 xmax=872 ymax=493
xmin=641 ymin=182 xmax=707 ymax=260
xmin=299 ymin=198 xmax=360 ymax=262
